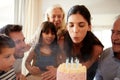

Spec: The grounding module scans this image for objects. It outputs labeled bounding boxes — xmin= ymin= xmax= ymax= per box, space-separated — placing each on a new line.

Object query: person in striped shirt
xmin=0 ymin=34 xmax=16 ymax=80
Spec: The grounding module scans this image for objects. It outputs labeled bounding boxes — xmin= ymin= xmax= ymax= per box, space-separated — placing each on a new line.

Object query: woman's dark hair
xmin=38 ymin=21 xmax=59 ymax=52
xmin=67 ymin=5 xmax=91 ymax=25
xmin=0 ymin=34 xmax=15 ymax=54
xmin=64 ymin=31 xmax=103 ymax=62
xmin=64 ymin=5 xmax=103 ymax=62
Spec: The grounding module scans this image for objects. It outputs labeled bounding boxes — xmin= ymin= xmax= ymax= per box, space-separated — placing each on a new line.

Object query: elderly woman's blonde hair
xmin=44 ymin=4 xmax=66 ymax=31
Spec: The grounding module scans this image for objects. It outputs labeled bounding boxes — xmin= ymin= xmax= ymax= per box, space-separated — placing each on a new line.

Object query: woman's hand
xmin=29 ymin=66 xmax=41 ymax=75
xmin=41 ymin=66 xmax=57 ymax=80
xmin=16 ymin=72 xmax=27 ymax=80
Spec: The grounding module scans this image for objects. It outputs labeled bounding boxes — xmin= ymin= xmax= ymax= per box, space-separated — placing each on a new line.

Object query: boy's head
xmin=0 ymin=34 xmax=15 ymax=72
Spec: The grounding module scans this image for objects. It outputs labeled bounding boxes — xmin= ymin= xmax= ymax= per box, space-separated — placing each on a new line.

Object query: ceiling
xmin=81 ymin=0 xmax=120 ymax=14
xmin=42 ymin=0 xmax=120 ymax=27
xmin=44 ymin=0 xmax=120 ymax=14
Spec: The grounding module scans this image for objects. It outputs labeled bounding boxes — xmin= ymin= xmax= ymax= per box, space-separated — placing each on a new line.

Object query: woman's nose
xmin=73 ymin=26 xmax=79 ymax=33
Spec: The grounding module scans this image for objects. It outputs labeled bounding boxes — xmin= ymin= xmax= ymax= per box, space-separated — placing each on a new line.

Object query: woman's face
xmin=67 ymin=13 xmax=91 ymax=43
xmin=48 ymin=8 xmax=64 ymax=30
xmin=42 ymin=29 xmax=55 ymax=45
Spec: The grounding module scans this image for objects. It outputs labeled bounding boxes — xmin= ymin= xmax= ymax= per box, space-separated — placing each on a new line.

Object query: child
xmin=0 ymin=34 xmax=16 ymax=80
xmin=25 ymin=21 xmax=65 ymax=80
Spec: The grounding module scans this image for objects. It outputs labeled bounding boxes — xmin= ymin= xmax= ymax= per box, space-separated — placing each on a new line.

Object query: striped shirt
xmin=0 ymin=68 xmax=16 ymax=80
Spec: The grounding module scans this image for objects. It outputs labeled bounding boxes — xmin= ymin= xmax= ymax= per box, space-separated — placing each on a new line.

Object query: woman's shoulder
xmin=93 ymin=45 xmax=103 ymax=53
xmin=92 ymin=45 xmax=103 ymax=60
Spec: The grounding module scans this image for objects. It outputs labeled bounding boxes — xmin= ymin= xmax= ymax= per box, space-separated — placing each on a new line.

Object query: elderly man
xmin=94 ymin=15 xmax=120 ymax=80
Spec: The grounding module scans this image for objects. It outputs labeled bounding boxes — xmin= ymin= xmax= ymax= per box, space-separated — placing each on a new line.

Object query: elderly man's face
xmin=111 ymin=18 xmax=120 ymax=53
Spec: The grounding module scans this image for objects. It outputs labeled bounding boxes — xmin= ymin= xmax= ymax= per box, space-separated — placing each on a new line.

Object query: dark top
xmin=34 ymin=44 xmax=58 ymax=72
xmin=58 ymin=30 xmax=103 ymax=80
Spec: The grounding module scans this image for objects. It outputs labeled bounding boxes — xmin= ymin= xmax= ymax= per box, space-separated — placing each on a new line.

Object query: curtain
xmin=14 ymin=0 xmax=25 ymax=25
xmin=14 ymin=0 xmax=43 ymax=75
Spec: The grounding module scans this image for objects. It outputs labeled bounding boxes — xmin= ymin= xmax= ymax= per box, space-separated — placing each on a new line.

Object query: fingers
xmin=30 ymin=66 xmax=41 ymax=75
xmin=46 ymin=66 xmax=54 ymax=70
xmin=41 ymin=72 xmax=56 ymax=80
xmin=16 ymin=74 xmax=27 ymax=80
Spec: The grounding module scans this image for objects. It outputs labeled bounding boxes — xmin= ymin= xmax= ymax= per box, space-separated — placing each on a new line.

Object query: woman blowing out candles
xmin=41 ymin=5 xmax=104 ymax=80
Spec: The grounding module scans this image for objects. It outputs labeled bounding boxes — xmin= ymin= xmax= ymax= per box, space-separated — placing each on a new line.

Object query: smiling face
xmin=9 ymin=31 xmax=26 ymax=59
xmin=0 ymin=47 xmax=15 ymax=72
xmin=48 ymin=8 xmax=64 ymax=30
xmin=67 ymin=13 xmax=91 ymax=43
xmin=42 ymin=29 xmax=55 ymax=45
xmin=111 ymin=18 xmax=120 ymax=53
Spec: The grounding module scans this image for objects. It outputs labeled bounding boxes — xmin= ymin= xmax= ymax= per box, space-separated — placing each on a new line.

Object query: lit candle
xmin=71 ymin=57 xmax=73 ymax=69
xmin=75 ymin=58 xmax=79 ymax=68
xmin=66 ymin=58 xmax=69 ymax=68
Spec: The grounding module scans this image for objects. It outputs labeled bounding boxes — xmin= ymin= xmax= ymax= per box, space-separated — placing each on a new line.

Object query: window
xmin=0 ymin=0 xmax=14 ymax=28
xmin=93 ymin=29 xmax=112 ymax=49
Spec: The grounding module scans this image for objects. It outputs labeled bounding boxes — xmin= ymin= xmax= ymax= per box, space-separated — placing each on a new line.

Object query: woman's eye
xmin=68 ymin=23 xmax=74 ymax=27
xmin=79 ymin=23 xmax=85 ymax=27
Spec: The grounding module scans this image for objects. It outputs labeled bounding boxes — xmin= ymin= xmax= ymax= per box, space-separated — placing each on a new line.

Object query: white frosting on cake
xmin=57 ymin=58 xmax=86 ymax=80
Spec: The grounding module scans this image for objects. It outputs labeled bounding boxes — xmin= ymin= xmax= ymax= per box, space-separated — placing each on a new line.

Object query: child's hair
xmin=39 ymin=21 xmax=57 ymax=45
xmin=38 ymin=21 xmax=60 ymax=53
xmin=0 ymin=34 xmax=15 ymax=54
xmin=44 ymin=4 xmax=65 ymax=30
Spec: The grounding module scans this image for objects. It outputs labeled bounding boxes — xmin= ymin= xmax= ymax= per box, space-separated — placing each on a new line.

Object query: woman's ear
xmin=88 ymin=25 xmax=91 ymax=31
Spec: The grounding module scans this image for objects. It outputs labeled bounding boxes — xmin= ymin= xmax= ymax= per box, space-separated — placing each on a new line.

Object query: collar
xmin=0 ymin=71 xmax=5 ymax=75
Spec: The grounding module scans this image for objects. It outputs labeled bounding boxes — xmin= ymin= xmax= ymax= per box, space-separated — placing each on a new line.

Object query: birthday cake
xmin=57 ymin=58 xmax=86 ymax=80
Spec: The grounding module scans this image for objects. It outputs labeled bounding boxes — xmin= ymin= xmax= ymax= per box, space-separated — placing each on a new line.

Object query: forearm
xmin=25 ymin=61 xmax=33 ymax=73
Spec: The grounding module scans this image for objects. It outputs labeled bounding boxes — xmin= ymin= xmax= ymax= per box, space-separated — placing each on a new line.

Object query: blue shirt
xmin=94 ymin=48 xmax=120 ymax=80
xmin=34 ymin=44 xmax=58 ymax=72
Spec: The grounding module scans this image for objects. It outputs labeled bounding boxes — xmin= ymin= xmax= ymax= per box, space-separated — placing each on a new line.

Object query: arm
xmin=94 ymin=69 xmax=103 ymax=80
xmin=92 ymin=45 xmax=103 ymax=61
xmin=82 ymin=45 xmax=103 ymax=69
xmin=16 ymin=73 xmax=27 ymax=80
xmin=25 ymin=48 xmax=41 ymax=75
xmin=93 ymin=45 xmax=104 ymax=80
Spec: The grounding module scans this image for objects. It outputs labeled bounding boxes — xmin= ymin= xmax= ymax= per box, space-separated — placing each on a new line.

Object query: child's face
xmin=0 ymin=47 xmax=15 ymax=72
xmin=42 ymin=30 xmax=55 ymax=45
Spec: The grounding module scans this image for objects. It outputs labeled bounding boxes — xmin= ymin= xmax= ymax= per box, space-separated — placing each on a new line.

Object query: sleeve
xmin=94 ymin=69 xmax=103 ymax=80
xmin=93 ymin=50 xmax=106 ymax=80
xmin=114 ymin=66 xmax=120 ymax=80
